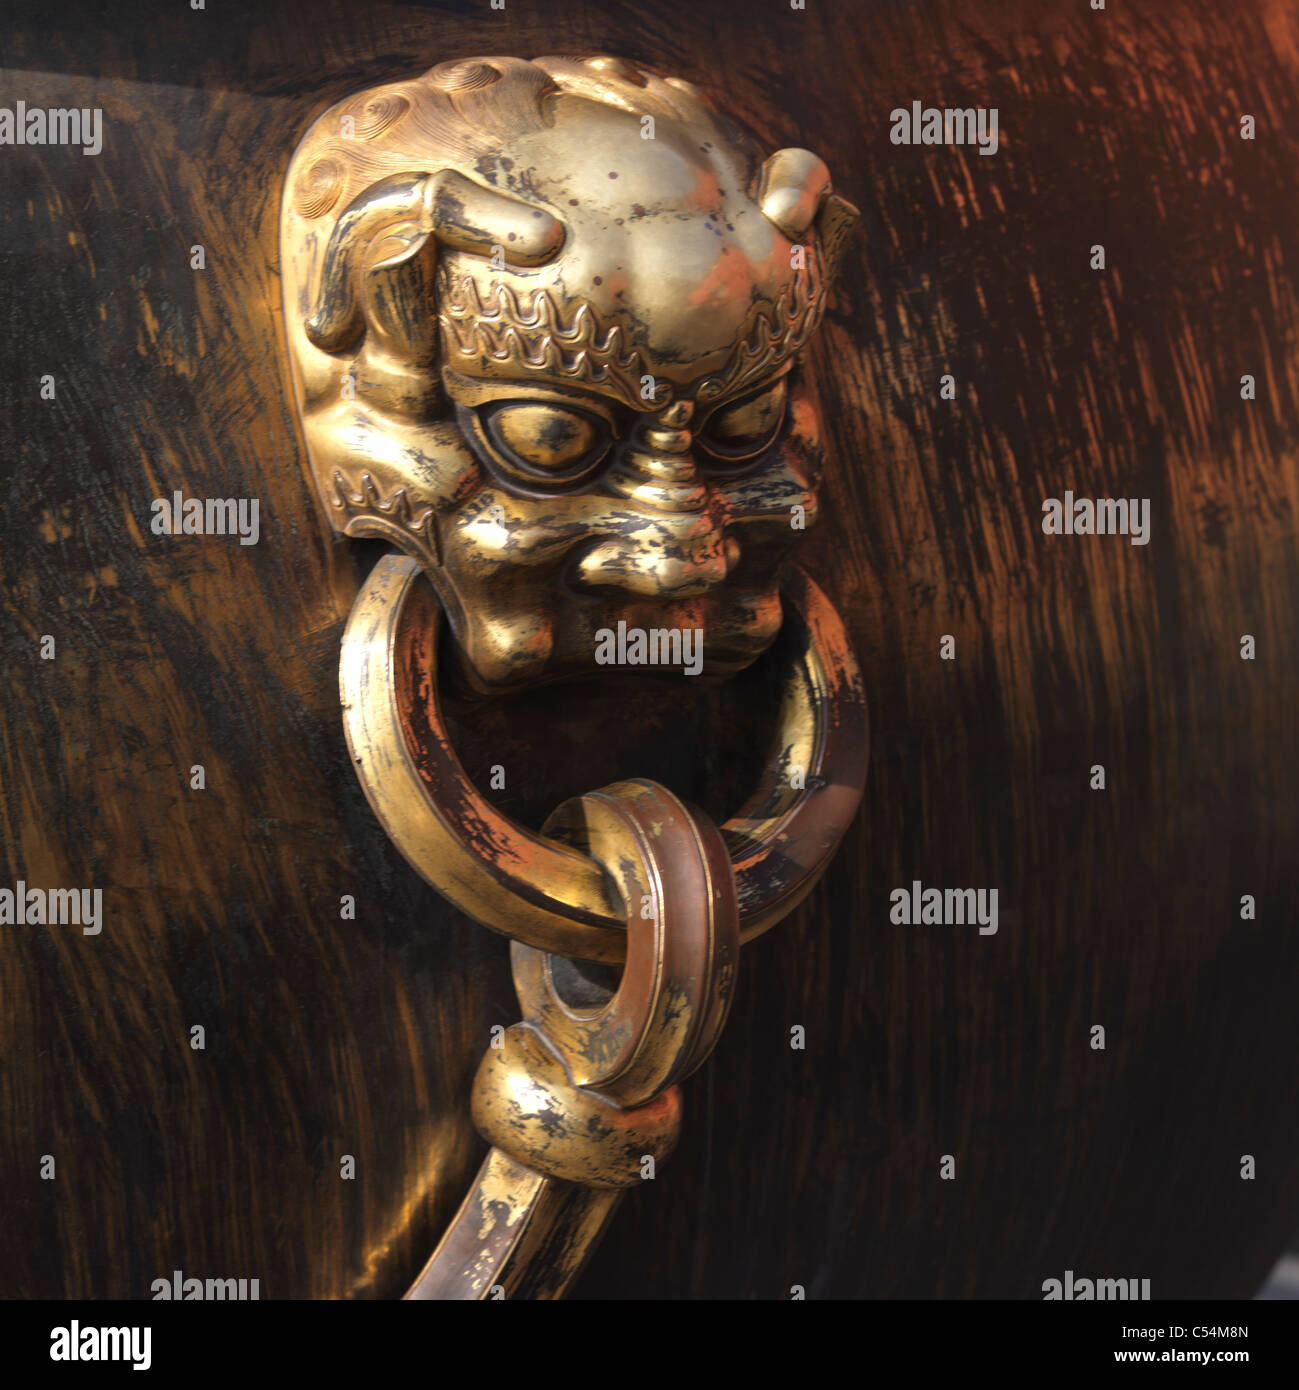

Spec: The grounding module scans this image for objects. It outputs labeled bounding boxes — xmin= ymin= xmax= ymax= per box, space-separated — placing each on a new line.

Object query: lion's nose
xmin=575 ymin=409 xmax=740 ymax=596
xmin=603 ymin=417 xmax=707 ymax=513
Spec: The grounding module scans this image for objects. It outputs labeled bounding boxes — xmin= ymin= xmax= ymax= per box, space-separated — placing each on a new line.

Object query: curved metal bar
xmin=403 ymin=1148 xmax=624 ymax=1301
xmin=513 ymin=777 xmax=739 ymax=1106
xmin=340 ymin=553 xmax=867 ymax=962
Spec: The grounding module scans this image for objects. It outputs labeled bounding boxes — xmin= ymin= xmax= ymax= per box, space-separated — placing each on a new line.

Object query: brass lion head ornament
xmin=282 ymin=54 xmax=858 ymax=694
xmin=281 ymin=56 xmax=868 ymax=1299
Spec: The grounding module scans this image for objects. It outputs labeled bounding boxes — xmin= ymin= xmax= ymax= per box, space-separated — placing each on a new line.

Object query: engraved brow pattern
xmin=440 ymin=275 xmax=653 ymax=410
xmin=695 ymin=251 xmax=827 ymax=403
xmin=439 ymin=250 xmax=827 ymax=412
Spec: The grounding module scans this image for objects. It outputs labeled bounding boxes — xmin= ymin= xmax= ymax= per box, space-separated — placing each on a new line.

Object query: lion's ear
xmin=814 ymin=192 xmax=859 ymax=284
xmin=423 ymin=168 xmax=565 ymax=264
xmin=757 ymin=147 xmax=858 ymax=285
xmin=757 ymin=147 xmax=831 ymax=239
xmin=305 ymin=170 xmax=565 ymax=357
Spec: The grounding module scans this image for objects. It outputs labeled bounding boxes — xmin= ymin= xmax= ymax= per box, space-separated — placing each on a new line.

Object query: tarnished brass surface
xmin=303 ymin=53 xmax=868 ymax=1296
xmin=471 ymin=1027 xmax=684 ymax=1189
xmin=7 ymin=2 xmax=1296 ymax=1307
xmin=406 ymin=778 xmax=735 ymax=1298
xmin=512 ymin=779 xmax=738 ymax=1103
xmin=282 ymin=55 xmax=857 ymax=695
xmin=340 ymin=553 xmax=868 ymax=962
xmin=404 ymin=1148 xmax=624 ymax=1301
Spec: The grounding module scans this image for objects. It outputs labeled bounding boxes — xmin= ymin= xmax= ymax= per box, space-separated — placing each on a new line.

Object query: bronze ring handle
xmin=283 ymin=54 xmax=871 ymax=1298
xmin=513 ymin=778 xmax=739 ymax=1106
xmin=340 ymin=553 xmax=869 ymax=964
xmin=407 ymin=779 xmax=740 ymax=1297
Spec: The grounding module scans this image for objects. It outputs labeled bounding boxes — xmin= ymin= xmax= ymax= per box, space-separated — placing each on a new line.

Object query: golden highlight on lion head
xmin=281 ymin=54 xmax=858 ymax=694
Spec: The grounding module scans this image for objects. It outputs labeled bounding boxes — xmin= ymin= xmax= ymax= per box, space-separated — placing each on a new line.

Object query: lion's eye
xmin=699 ymin=379 xmax=788 ymax=463
xmin=483 ymin=402 xmax=610 ymax=485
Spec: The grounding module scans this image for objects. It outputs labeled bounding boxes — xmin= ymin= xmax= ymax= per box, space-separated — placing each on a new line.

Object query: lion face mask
xmin=281 ymin=55 xmax=857 ymax=695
